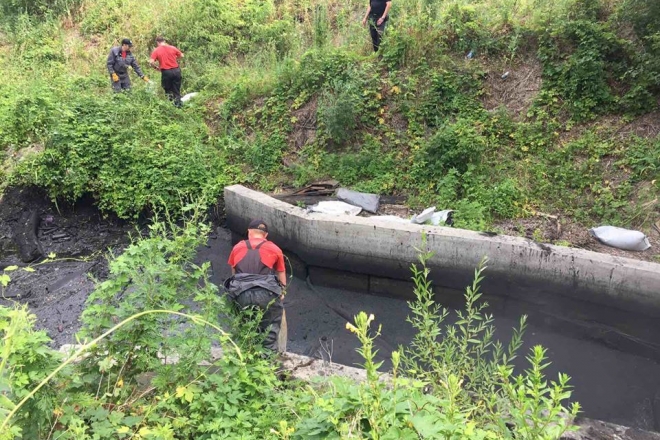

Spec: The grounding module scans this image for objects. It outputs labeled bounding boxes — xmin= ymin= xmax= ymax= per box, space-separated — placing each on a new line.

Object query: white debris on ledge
xmin=308 ymin=201 xmax=362 ymax=216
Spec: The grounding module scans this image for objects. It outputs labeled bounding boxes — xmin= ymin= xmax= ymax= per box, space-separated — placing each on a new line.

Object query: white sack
xmin=181 ymin=92 xmax=199 ymax=102
xmin=589 ymin=226 xmax=651 ymax=251
xmin=411 ymin=207 xmax=436 ymax=224
xmin=429 ymin=209 xmax=454 ymax=226
xmin=309 ymin=201 xmax=362 ymax=216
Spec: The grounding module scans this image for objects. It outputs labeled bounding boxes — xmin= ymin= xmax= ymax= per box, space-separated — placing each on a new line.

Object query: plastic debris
xmin=429 ymin=209 xmax=454 ymax=226
xmin=411 ymin=207 xmax=454 ymax=226
xmin=411 ymin=207 xmax=436 ymax=224
xmin=589 ymin=226 xmax=651 ymax=251
xmin=466 ymin=50 xmax=474 ymax=59
xmin=501 ymin=71 xmax=510 ymax=80
xmin=336 ymin=188 xmax=380 ymax=214
xmin=181 ymin=92 xmax=198 ymax=103
xmin=308 ymin=201 xmax=362 ymax=216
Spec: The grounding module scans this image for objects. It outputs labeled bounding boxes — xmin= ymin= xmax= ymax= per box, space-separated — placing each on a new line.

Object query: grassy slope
xmin=0 ymin=0 xmax=658 ymax=260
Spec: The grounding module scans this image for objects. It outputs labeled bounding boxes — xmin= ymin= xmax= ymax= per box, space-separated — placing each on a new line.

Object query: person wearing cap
xmin=149 ymin=36 xmax=184 ymax=107
xmin=106 ymin=38 xmax=149 ymax=92
xmin=225 ymin=219 xmax=287 ymax=352
xmin=361 ymin=0 xmax=392 ymax=52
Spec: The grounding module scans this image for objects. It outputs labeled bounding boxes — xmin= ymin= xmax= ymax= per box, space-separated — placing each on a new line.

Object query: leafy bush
xmin=0 ymin=0 xmax=76 ymax=16
xmin=414 ymin=118 xmax=487 ymax=177
xmin=317 ymin=79 xmax=362 ymax=145
xmin=10 ymin=91 xmax=234 ymax=218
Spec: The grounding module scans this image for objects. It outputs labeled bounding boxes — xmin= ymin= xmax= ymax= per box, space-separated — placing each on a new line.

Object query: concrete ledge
xmin=225 ymin=185 xmax=660 ymax=317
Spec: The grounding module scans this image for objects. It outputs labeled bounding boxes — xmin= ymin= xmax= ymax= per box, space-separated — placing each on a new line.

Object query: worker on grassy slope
xmin=225 ymin=219 xmax=287 ymax=353
xmin=107 ymin=38 xmax=149 ymax=92
xmin=362 ymin=0 xmax=392 ymax=52
xmin=149 ymin=36 xmax=184 ymax=108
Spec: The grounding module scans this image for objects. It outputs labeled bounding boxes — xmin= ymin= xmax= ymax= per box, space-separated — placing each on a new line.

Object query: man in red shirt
xmin=149 ymin=36 xmax=184 ymax=107
xmin=225 ymin=219 xmax=287 ymax=352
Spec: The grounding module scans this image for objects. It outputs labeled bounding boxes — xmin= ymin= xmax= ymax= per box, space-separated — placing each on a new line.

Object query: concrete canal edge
xmin=224 ymin=184 xmax=660 ymax=318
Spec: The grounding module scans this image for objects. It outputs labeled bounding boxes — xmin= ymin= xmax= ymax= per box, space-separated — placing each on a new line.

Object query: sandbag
xmin=589 ymin=226 xmax=651 ymax=251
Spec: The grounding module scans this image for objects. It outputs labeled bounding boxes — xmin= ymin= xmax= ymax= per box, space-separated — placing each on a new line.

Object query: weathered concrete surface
xmin=224 ymin=185 xmax=660 ymax=317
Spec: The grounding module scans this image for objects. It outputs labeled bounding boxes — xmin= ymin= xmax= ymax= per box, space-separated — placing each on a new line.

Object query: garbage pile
xmin=307 ymin=187 xmax=453 ymax=227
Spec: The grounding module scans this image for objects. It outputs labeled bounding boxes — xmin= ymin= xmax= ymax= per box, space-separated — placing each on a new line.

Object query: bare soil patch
xmin=289 ymin=98 xmax=318 ymax=151
xmin=481 ymin=57 xmax=543 ymax=120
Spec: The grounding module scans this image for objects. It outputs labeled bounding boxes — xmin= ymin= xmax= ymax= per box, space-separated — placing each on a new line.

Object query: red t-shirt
xmin=150 ymin=45 xmax=182 ymax=70
xmin=228 ymin=239 xmax=286 ymax=272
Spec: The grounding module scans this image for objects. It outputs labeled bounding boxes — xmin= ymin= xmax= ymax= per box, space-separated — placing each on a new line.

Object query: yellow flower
xmin=345 ymin=322 xmax=358 ymax=333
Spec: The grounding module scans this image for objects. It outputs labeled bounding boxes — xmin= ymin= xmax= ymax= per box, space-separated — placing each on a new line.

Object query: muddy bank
xmin=0 ymin=187 xmax=131 ymax=345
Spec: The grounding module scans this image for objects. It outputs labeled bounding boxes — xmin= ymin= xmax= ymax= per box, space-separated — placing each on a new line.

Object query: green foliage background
xmin=0 ymin=0 xmax=658 ymax=232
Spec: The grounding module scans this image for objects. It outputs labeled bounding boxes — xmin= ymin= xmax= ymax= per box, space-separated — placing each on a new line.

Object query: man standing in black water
xmin=224 ymin=219 xmax=287 ymax=352
xmin=362 ymin=0 xmax=392 ymax=52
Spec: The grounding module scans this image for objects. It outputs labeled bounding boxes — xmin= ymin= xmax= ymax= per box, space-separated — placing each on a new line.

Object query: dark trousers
xmin=111 ymin=74 xmax=131 ymax=92
xmin=161 ymin=67 xmax=182 ymax=107
xmin=234 ymin=288 xmax=283 ymax=352
xmin=369 ymin=18 xmax=387 ymax=52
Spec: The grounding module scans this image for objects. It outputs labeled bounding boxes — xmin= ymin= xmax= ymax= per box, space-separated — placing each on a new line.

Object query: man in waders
xmin=107 ymin=38 xmax=149 ymax=92
xmin=225 ymin=219 xmax=287 ymax=352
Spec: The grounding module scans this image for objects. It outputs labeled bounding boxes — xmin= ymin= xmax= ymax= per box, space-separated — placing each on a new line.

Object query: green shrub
xmin=414 ymin=118 xmax=487 ymax=177
xmin=537 ymin=19 xmax=624 ymax=120
xmin=11 ymin=90 xmax=234 ymax=218
xmin=0 ymin=0 xmax=76 ymax=16
xmin=317 ymin=79 xmax=362 ymax=145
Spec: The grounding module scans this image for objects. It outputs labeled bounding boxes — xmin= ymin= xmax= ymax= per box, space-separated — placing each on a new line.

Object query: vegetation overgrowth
xmin=1 ymin=213 xmax=580 ymax=439
xmin=0 ymin=0 xmax=657 ymax=241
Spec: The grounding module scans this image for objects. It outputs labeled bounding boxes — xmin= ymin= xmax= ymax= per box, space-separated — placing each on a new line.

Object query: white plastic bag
xmin=429 ymin=209 xmax=454 ymax=226
xmin=589 ymin=226 xmax=651 ymax=251
xmin=411 ymin=207 xmax=436 ymax=224
xmin=181 ymin=92 xmax=198 ymax=102
xmin=308 ymin=201 xmax=362 ymax=216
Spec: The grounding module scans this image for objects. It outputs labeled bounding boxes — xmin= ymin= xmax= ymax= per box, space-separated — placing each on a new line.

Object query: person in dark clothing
xmin=106 ymin=38 xmax=149 ymax=92
xmin=362 ymin=0 xmax=392 ymax=52
xmin=225 ymin=219 xmax=287 ymax=352
xmin=149 ymin=36 xmax=184 ymax=107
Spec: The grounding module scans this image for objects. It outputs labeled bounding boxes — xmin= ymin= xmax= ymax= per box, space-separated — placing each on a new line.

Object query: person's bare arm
xmin=362 ymin=5 xmax=371 ymax=25
xmin=277 ymin=270 xmax=286 ymax=300
xmin=231 ymin=267 xmax=236 ymax=275
xmin=377 ymin=1 xmax=391 ymax=25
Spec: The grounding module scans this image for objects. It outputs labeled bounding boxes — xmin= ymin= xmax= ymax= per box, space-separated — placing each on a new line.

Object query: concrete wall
xmin=224 ymin=185 xmax=660 ymax=317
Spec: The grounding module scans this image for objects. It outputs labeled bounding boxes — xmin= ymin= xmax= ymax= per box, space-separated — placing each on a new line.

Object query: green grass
xmin=0 ymin=0 xmax=658 ymax=234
